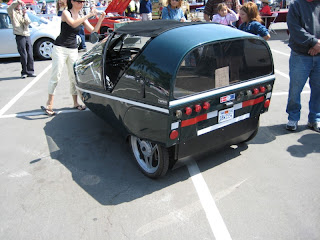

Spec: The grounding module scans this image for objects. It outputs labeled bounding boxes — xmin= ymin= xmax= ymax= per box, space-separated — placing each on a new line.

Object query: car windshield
xmin=27 ymin=12 xmax=49 ymax=26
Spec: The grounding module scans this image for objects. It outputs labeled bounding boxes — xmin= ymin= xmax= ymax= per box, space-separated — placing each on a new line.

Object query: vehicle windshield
xmin=174 ymin=38 xmax=273 ymax=98
xmin=27 ymin=12 xmax=49 ymax=26
xmin=104 ymin=33 xmax=150 ymax=88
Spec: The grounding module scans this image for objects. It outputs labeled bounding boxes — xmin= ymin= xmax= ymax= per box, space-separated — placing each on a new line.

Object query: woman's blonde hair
xmin=240 ymin=2 xmax=262 ymax=23
xmin=167 ymin=0 xmax=182 ymax=8
xmin=217 ymin=3 xmax=227 ymax=12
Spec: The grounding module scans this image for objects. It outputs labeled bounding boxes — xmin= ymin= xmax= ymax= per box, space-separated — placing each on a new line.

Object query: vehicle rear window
xmin=174 ymin=39 xmax=273 ymax=98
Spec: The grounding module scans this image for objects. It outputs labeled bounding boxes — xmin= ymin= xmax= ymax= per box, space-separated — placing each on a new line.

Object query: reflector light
xmin=246 ymin=90 xmax=252 ymax=96
xmin=195 ymin=104 xmax=201 ymax=112
xmin=202 ymin=102 xmax=210 ymax=110
xmin=260 ymin=86 xmax=266 ymax=93
xmin=253 ymin=88 xmax=259 ymax=95
xmin=185 ymin=107 xmax=192 ymax=115
xmin=170 ymin=130 xmax=179 ymax=140
xmin=266 ymin=84 xmax=272 ymax=91
xmin=176 ymin=110 xmax=182 ymax=118
xmin=264 ymin=99 xmax=270 ymax=108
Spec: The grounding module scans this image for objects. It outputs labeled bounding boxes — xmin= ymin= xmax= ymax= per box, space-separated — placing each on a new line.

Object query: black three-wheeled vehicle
xmin=74 ymin=21 xmax=275 ymax=178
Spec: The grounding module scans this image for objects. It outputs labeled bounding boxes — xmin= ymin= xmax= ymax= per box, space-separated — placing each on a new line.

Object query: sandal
xmin=41 ymin=106 xmax=55 ymax=116
xmin=74 ymin=105 xmax=86 ymax=111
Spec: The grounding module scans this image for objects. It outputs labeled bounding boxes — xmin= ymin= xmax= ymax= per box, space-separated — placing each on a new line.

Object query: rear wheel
xmin=130 ymin=136 xmax=169 ymax=178
xmin=34 ymin=38 xmax=54 ymax=60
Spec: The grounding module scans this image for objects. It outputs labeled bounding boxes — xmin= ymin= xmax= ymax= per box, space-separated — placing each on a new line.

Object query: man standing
xmin=203 ymin=0 xmax=239 ymax=22
xmin=285 ymin=0 xmax=320 ymax=132
xmin=7 ymin=0 xmax=36 ymax=79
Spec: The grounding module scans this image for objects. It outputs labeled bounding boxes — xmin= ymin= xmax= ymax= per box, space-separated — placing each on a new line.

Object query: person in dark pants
xmin=78 ymin=7 xmax=87 ymax=52
xmin=285 ymin=0 xmax=320 ymax=132
xmin=78 ymin=24 xmax=87 ymax=51
xmin=7 ymin=0 xmax=36 ymax=79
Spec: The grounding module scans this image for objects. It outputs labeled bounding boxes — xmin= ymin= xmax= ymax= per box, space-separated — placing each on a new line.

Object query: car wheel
xmin=34 ymin=38 xmax=54 ymax=60
xmin=130 ymin=136 xmax=169 ymax=178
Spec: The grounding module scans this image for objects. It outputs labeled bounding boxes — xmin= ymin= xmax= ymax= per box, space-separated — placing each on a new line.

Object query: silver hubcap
xmin=131 ymin=136 xmax=159 ymax=174
xmin=39 ymin=41 xmax=53 ymax=59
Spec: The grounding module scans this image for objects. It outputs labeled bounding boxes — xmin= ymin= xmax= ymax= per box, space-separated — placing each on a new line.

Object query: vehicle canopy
xmin=111 ymin=21 xmax=273 ymax=105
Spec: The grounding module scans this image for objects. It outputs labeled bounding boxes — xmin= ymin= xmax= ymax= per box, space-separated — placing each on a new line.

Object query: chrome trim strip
xmin=207 ymin=110 xmax=218 ymax=119
xmin=197 ymin=113 xmax=250 ymax=136
xmin=171 ymin=122 xmax=179 ymax=130
xmin=76 ymin=87 xmax=169 ymax=114
xmin=234 ymin=103 xmax=242 ymax=110
xmin=266 ymin=92 xmax=272 ymax=98
xmin=169 ymin=75 xmax=275 ymax=107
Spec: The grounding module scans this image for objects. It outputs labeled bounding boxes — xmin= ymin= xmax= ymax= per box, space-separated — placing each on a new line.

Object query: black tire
xmin=34 ymin=38 xmax=54 ymax=60
xmin=130 ymin=136 xmax=169 ymax=178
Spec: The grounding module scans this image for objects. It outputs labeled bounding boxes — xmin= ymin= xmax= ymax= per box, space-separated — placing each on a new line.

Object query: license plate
xmin=218 ymin=107 xmax=234 ymax=123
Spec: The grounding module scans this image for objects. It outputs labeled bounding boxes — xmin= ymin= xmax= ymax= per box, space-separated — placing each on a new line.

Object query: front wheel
xmin=130 ymin=136 xmax=169 ymax=178
xmin=34 ymin=38 xmax=54 ymax=60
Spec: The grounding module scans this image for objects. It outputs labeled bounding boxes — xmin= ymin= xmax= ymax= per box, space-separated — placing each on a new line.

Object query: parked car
xmin=0 ymin=8 xmax=60 ymax=60
xmin=85 ymin=0 xmax=140 ymax=36
xmin=75 ymin=21 xmax=276 ymax=178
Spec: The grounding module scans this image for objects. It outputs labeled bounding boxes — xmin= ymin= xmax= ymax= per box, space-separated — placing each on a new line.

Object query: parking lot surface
xmin=0 ymin=26 xmax=319 ymax=240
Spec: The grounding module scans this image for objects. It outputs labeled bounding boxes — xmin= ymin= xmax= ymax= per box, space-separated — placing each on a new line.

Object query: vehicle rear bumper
xmin=177 ymin=116 xmax=259 ymax=159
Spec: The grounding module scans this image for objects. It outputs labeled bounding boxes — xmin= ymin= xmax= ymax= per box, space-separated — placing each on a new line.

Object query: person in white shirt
xmin=211 ymin=3 xmax=238 ymax=26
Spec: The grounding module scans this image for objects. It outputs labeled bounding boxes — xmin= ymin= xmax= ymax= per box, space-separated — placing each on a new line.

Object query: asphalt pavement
xmin=0 ymin=24 xmax=319 ymax=240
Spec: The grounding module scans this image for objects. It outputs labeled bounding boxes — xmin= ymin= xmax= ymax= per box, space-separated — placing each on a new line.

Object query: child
xmin=238 ymin=2 xmax=270 ymax=40
xmin=212 ymin=3 xmax=238 ymax=26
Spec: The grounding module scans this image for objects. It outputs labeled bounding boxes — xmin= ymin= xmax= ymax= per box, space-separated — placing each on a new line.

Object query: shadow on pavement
xmin=35 ymin=111 xmax=256 ymax=206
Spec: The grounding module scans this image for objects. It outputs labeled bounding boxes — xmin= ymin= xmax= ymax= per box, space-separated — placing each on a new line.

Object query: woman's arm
xmin=61 ymin=8 xmax=97 ymax=28
xmin=83 ymin=12 xmax=106 ymax=33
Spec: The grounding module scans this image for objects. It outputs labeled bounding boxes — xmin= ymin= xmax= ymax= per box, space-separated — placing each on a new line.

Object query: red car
xmin=85 ymin=0 xmax=140 ymax=36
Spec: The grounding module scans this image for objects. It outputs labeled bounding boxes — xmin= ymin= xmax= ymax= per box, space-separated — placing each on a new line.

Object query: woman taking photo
xmin=41 ymin=0 xmax=105 ymax=116
xmin=238 ymin=2 xmax=270 ymax=41
xmin=161 ymin=0 xmax=186 ymax=22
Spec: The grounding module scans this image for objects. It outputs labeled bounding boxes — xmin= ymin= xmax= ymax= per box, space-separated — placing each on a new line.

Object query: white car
xmin=0 ymin=8 xmax=60 ymax=60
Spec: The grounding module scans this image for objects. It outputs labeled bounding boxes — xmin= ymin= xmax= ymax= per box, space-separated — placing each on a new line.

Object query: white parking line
xmin=0 ymin=108 xmax=89 ymax=119
xmin=187 ymin=160 xmax=232 ymax=240
xmin=0 ymin=64 xmax=52 ymax=117
xmin=271 ymin=49 xmax=290 ymax=57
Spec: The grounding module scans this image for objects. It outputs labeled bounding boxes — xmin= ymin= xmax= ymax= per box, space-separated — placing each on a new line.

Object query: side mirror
xmin=89 ymin=32 xmax=99 ymax=44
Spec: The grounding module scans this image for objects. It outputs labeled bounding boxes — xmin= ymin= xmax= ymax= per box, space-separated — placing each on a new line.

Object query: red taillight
xmin=260 ymin=86 xmax=266 ymax=93
xmin=194 ymin=104 xmax=201 ymax=113
xmin=253 ymin=88 xmax=259 ymax=95
xmin=185 ymin=107 xmax=192 ymax=115
xmin=202 ymin=102 xmax=210 ymax=110
xmin=170 ymin=130 xmax=179 ymax=140
xmin=264 ymin=99 xmax=270 ymax=108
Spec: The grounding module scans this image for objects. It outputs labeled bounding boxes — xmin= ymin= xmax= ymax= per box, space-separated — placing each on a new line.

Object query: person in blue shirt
xmin=161 ymin=0 xmax=186 ymax=22
xmin=140 ymin=0 xmax=152 ymax=21
xmin=238 ymin=2 xmax=270 ymax=40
